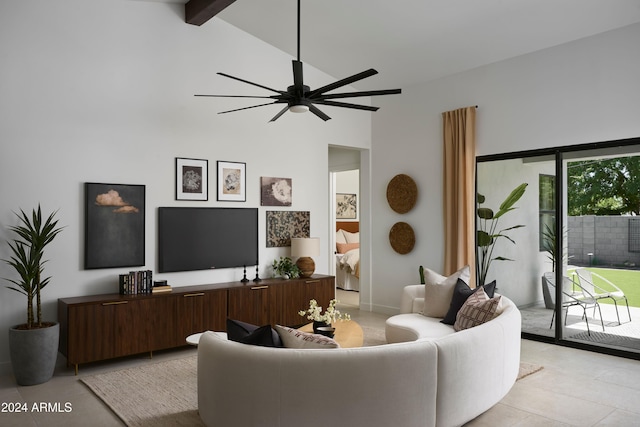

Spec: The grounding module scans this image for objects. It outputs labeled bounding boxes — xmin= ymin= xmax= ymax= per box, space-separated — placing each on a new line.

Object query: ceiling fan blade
xmin=309 ymin=104 xmax=331 ymax=121
xmin=312 ymin=100 xmax=379 ymax=111
xmin=195 ymin=94 xmax=281 ymax=99
xmin=218 ymin=101 xmax=284 ymax=115
xmin=292 ymin=60 xmax=304 ymax=95
xmin=217 ymin=72 xmax=286 ymax=95
xmin=269 ymin=106 xmax=290 ymax=122
xmin=307 ymin=69 xmax=378 ymax=98
xmin=313 ymin=88 xmax=402 ymax=100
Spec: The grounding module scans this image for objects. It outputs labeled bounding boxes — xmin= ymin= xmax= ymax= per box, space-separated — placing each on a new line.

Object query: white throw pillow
xmin=422 ymin=265 xmax=471 ymax=318
xmin=336 ymin=229 xmax=347 ymax=244
xmin=343 ymin=230 xmax=359 ymax=244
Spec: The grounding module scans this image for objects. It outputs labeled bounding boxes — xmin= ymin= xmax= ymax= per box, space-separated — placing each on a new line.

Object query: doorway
xmin=329 ymin=147 xmax=362 ymax=308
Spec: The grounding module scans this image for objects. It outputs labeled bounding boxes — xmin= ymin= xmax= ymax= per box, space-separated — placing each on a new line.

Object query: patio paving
xmin=520 ymin=301 xmax=640 ymax=352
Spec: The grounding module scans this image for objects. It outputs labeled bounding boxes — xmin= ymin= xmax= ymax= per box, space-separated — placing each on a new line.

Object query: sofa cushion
xmin=423 ymin=265 xmax=470 ymax=318
xmin=441 ymin=280 xmax=497 ymax=325
xmin=453 ymin=289 xmax=502 ymax=332
xmin=274 ymin=325 xmax=340 ymax=349
xmin=385 ymin=313 xmax=455 ymax=343
xmin=226 ymin=319 xmax=282 ymax=347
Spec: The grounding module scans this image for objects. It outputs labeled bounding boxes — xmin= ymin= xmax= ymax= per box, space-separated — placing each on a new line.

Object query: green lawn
xmin=567 ymin=267 xmax=640 ymax=307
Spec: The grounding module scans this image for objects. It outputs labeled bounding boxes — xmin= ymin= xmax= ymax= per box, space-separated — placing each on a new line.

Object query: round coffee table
xmin=186 ymin=332 xmax=203 ymax=346
xmin=186 ymin=331 xmax=228 ymax=346
xmin=299 ymin=320 xmax=363 ymax=348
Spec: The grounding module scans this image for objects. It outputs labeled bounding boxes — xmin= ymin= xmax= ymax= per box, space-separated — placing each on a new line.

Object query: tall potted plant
xmin=3 ymin=205 xmax=64 ymax=385
xmin=540 ymin=218 xmax=568 ymax=308
xmin=476 ymin=183 xmax=527 ymax=287
xmin=541 ymin=218 xmax=568 ymax=271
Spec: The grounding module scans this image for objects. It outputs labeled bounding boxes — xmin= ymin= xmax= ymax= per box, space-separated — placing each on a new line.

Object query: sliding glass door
xmin=477 ymin=138 xmax=640 ymax=358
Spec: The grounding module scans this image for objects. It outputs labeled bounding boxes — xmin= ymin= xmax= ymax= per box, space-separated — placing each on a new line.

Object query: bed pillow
xmin=343 ymin=230 xmax=359 ymax=244
xmin=336 ymin=242 xmax=359 ymax=254
xmin=453 ymin=289 xmax=502 ymax=332
xmin=226 ymin=319 xmax=282 ymax=347
xmin=422 ymin=265 xmax=470 ymax=318
xmin=336 ymin=229 xmax=347 ymax=244
xmin=274 ymin=325 xmax=340 ymax=349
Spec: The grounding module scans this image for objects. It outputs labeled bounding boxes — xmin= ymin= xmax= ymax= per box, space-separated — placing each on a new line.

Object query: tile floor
xmin=0 ymin=291 xmax=639 ymax=426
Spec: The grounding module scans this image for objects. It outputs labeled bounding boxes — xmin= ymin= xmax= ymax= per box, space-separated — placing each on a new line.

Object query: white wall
xmin=371 ymin=22 xmax=640 ymax=313
xmin=477 ymin=158 xmax=555 ymax=307
xmin=329 ymin=146 xmax=361 ymax=172
xmin=0 ymin=0 xmax=371 ymax=371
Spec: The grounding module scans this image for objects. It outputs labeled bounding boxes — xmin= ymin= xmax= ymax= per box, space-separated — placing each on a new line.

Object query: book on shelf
xmin=119 ymin=270 xmax=153 ymax=295
xmin=152 ymin=285 xmax=172 ymax=294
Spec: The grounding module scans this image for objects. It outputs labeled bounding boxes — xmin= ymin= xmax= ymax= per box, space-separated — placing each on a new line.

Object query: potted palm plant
xmin=3 ymin=205 xmax=64 ymax=385
xmin=540 ymin=218 xmax=568 ymax=308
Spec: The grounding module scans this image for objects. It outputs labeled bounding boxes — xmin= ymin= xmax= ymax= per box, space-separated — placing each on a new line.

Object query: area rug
xmin=517 ymin=362 xmax=543 ymax=380
xmin=82 ymin=356 xmax=203 ymax=427
xmin=361 ymin=325 xmax=387 ymax=346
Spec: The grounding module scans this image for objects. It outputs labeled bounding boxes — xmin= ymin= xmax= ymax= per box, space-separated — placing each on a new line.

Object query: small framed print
xmin=266 ymin=210 xmax=310 ymax=247
xmin=261 ymin=177 xmax=292 ymax=206
xmin=336 ymin=193 xmax=357 ymax=219
xmin=217 ymin=161 xmax=246 ymax=202
xmin=176 ymin=158 xmax=208 ymax=201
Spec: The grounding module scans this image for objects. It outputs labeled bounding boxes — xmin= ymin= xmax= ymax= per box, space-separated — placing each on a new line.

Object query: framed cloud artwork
xmin=84 ymin=183 xmax=145 ymax=269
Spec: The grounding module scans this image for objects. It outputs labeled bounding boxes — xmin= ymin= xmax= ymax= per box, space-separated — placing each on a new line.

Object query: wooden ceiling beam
xmin=185 ymin=0 xmax=236 ymax=26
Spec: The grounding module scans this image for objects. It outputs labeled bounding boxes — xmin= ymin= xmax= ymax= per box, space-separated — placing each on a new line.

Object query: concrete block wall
xmin=568 ymin=216 xmax=640 ymax=267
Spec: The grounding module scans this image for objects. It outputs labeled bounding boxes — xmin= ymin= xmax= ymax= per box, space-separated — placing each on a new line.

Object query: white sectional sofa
xmin=198 ymin=331 xmax=439 ymax=427
xmin=386 ymin=284 xmax=522 ymax=427
xmin=197 ymin=285 xmax=521 ymax=427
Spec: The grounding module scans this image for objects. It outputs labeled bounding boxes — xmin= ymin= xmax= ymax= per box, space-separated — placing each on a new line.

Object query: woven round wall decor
xmin=389 ymin=222 xmax=415 ymax=254
xmin=386 ymin=174 xmax=418 ymax=214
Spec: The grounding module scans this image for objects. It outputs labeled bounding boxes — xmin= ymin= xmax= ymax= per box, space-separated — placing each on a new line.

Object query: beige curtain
xmin=442 ymin=106 xmax=476 ymax=285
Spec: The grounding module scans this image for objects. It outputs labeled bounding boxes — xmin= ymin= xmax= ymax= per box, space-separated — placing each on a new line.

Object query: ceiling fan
xmin=195 ymin=0 xmax=401 ymax=122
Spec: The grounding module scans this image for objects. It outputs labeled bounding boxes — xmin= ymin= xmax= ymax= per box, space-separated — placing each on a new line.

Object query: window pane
xmin=539 ymin=174 xmax=555 ymax=211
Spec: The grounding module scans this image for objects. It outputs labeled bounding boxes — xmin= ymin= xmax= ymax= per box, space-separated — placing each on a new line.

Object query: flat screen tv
xmin=158 ymin=207 xmax=258 ymax=273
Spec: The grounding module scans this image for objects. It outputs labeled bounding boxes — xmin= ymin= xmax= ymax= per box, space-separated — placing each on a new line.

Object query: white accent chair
xmin=575 ymin=268 xmax=631 ymax=325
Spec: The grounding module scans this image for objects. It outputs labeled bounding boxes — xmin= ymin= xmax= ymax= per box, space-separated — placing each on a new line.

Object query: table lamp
xmin=291 ymin=237 xmax=320 ymax=277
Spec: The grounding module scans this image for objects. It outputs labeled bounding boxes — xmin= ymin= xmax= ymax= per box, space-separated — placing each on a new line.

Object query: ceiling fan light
xmin=289 ymin=104 xmax=310 ymax=113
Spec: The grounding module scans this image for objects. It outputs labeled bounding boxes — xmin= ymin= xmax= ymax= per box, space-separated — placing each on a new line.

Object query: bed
xmin=335 ymin=221 xmax=360 ymax=291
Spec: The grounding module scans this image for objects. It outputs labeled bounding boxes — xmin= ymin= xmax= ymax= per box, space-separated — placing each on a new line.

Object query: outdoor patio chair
xmin=542 ymin=272 xmax=604 ymax=335
xmin=574 ymin=268 xmax=631 ymax=325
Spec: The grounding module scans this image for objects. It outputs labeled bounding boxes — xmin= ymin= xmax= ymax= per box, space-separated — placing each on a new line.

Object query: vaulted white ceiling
xmin=147 ymin=0 xmax=640 ymax=89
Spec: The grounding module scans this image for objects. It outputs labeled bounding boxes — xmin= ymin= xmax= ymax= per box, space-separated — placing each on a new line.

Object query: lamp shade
xmin=291 ymin=237 xmax=320 ymax=258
